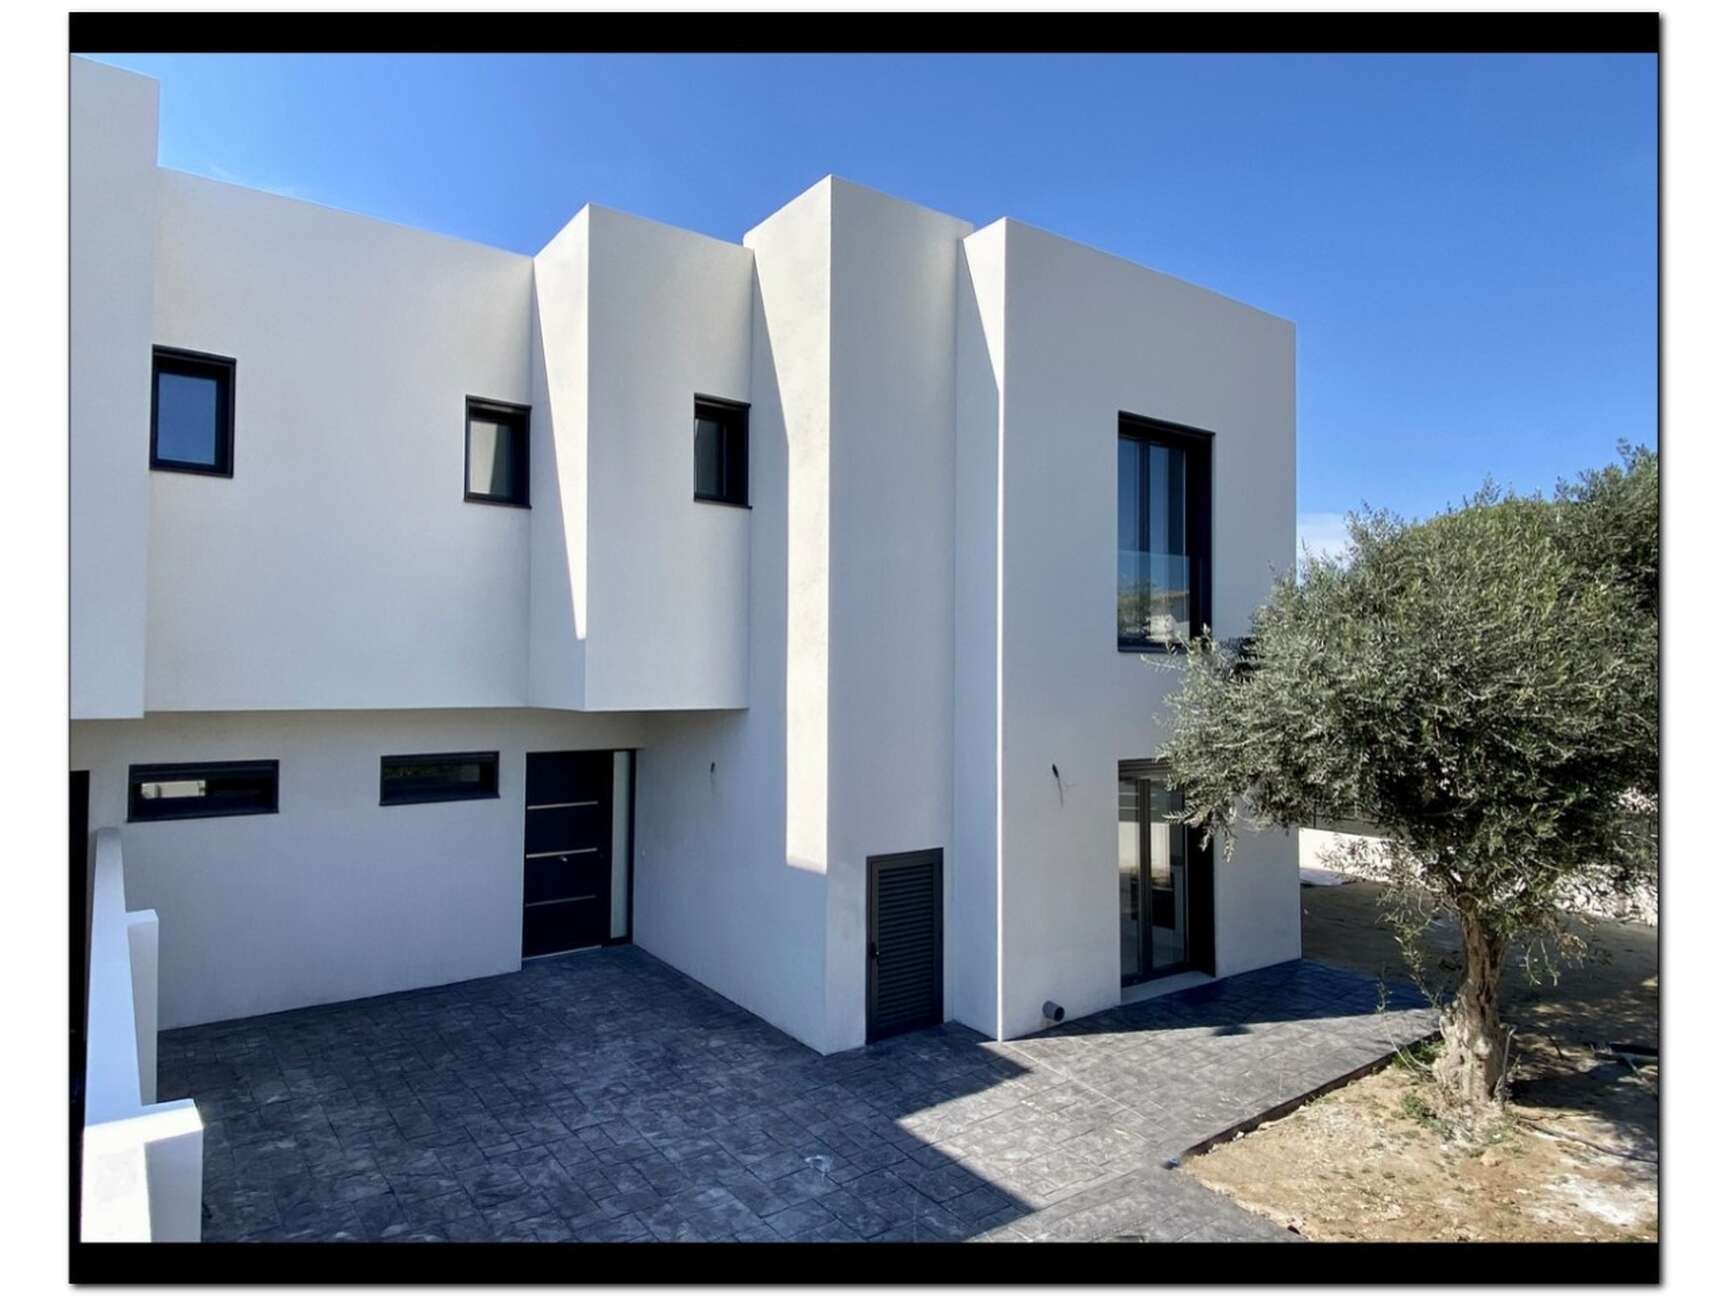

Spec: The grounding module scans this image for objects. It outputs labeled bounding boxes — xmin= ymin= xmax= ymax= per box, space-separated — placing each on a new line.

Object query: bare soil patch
xmin=1184 ymin=880 xmax=1657 ymax=1242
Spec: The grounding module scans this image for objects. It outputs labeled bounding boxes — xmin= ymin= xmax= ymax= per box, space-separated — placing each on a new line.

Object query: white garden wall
xmin=82 ymin=829 xmax=204 ymax=1242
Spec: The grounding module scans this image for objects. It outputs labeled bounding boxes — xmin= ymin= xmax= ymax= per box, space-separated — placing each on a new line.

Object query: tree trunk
xmin=1433 ymin=914 xmax=1509 ymax=1105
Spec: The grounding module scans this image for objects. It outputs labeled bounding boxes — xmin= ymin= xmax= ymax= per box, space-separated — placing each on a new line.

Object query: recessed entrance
xmin=522 ymin=751 xmax=632 ymax=959
xmin=1119 ymin=760 xmax=1214 ymax=985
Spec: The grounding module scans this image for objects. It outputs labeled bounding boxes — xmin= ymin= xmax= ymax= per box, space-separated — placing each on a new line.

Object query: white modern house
xmin=72 ymin=50 xmax=1299 ymax=1108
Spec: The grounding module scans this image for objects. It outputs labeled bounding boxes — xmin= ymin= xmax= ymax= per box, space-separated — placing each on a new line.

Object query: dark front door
xmin=866 ymin=849 xmax=943 ymax=1043
xmin=522 ymin=751 xmax=612 ymax=958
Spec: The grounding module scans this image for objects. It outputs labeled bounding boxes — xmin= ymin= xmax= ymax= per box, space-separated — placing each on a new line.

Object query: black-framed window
xmin=1118 ymin=758 xmax=1215 ymax=982
xmin=128 ymin=760 xmax=278 ymax=822
xmin=465 ymin=398 xmax=530 ymax=507
xmin=150 ymin=347 xmax=235 ymax=476
xmin=694 ymin=396 xmax=749 ymax=507
xmin=1117 ymin=413 xmax=1213 ymax=651
xmin=380 ymin=751 xmax=500 ymax=806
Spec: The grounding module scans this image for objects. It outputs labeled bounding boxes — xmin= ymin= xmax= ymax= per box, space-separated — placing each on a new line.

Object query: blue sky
xmin=88 ymin=52 xmax=1656 ymax=557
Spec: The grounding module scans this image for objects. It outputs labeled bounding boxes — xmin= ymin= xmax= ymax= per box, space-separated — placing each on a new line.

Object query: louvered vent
xmin=868 ymin=851 xmax=942 ymax=1042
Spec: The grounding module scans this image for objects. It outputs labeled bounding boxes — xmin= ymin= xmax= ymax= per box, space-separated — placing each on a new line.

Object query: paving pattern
xmin=162 ymin=949 xmax=1434 ymax=1243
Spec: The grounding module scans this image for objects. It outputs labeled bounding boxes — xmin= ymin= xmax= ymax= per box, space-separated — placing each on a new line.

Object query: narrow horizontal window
xmin=465 ymin=398 xmax=530 ymax=507
xmin=151 ymin=347 xmax=236 ymax=476
xmin=381 ymin=751 xmax=500 ymax=806
xmin=694 ymin=396 xmax=749 ymax=507
xmin=128 ymin=760 xmax=278 ymax=822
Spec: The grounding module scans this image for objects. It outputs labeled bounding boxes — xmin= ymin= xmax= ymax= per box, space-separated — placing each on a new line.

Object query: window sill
xmin=464 ymin=493 xmax=531 ymax=509
xmin=128 ymin=806 xmax=278 ymax=824
xmin=150 ymin=459 xmax=233 ymax=478
xmin=694 ymin=495 xmax=752 ymax=510
xmin=380 ymin=791 xmax=502 ymax=808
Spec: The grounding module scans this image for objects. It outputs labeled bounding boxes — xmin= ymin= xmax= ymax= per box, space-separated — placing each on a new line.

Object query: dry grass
xmin=1183 ymin=880 xmax=1657 ymax=1242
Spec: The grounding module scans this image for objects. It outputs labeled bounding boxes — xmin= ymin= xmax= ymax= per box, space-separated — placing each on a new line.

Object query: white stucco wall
xmin=635 ymin=181 xmax=976 ymax=1055
xmin=630 ymin=182 xmax=836 ymax=1050
xmin=71 ymin=58 xmax=157 ymax=719
xmin=584 ymin=207 xmax=754 ymax=711
xmin=823 ymin=181 xmax=974 ymax=1049
xmin=71 ymin=709 xmax=649 ymax=1029
xmin=951 ymin=224 xmax=1009 ymax=1039
xmin=527 ymin=206 xmax=753 ymax=713
xmin=147 ymin=173 xmax=535 ymax=712
xmin=982 ymin=220 xmax=1301 ymax=1040
xmin=74 ymin=61 xmax=1306 ymax=1056
xmin=527 ymin=209 xmax=591 ymax=710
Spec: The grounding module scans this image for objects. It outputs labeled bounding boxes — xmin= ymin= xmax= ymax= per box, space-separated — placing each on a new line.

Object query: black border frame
xmin=149 ymin=345 xmax=236 ymax=477
xmin=70 ymin=1238 xmax=1659 ymax=1283
xmin=67 ymin=14 xmax=1660 ymax=1283
xmin=464 ymin=395 xmax=531 ymax=508
xmin=379 ymin=750 xmax=501 ymax=807
xmin=69 ymin=12 xmax=1660 ymax=55
xmin=126 ymin=759 xmax=280 ymax=823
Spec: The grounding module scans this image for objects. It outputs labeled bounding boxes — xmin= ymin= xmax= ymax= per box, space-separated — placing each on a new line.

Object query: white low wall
xmin=82 ymin=829 xmax=204 ymax=1243
xmin=1299 ymin=827 xmax=1658 ymax=925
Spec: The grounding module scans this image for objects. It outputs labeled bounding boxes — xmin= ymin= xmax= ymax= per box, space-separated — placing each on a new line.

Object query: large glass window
xmin=1117 ymin=415 xmax=1211 ymax=650
xmin=150 ymin=347 xmax=235 ymax=476
xmin=465 ymin=398 xmax=530 ymax=507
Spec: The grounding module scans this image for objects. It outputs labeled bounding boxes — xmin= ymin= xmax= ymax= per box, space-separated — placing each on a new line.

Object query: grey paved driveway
xmin=162 ymin=949 xmax=1433 ymax=1243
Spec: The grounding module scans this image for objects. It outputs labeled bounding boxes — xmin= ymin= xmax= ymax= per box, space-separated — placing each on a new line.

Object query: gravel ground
xmin=1183 ymin=878 xmax=1657 ymax=1242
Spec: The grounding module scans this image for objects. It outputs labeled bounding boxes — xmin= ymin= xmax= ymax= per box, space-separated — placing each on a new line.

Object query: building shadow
xmin=160 ymin=948 xmax=1434 ymax=1244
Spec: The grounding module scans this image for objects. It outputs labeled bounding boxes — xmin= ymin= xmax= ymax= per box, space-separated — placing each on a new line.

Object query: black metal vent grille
xmin=867 ymin=851 xmax=942 ymax=1043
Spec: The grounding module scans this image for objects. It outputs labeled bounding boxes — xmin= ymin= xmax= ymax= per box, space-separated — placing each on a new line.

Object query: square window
xmin=465 ymin=398 xmax=530 ymax=507
xmin=150 ymin=347 xmax=235 ymax=476
xmin=694 ymin=396 xmax=749 ymax=507
xmin=380 ymin=751 xmax=500 ymax=806
xmin=128 ymin=760 xmax=278 ymax=822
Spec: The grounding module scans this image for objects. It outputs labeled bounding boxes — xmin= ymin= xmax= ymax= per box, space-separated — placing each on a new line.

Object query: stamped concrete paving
xmin=162 ymin=948 xmax=1433 ymax=1243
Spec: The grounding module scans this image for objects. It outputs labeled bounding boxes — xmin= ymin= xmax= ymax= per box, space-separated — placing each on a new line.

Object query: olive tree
xmin=1162 ymin=453 xmax=1656 ymax=1105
